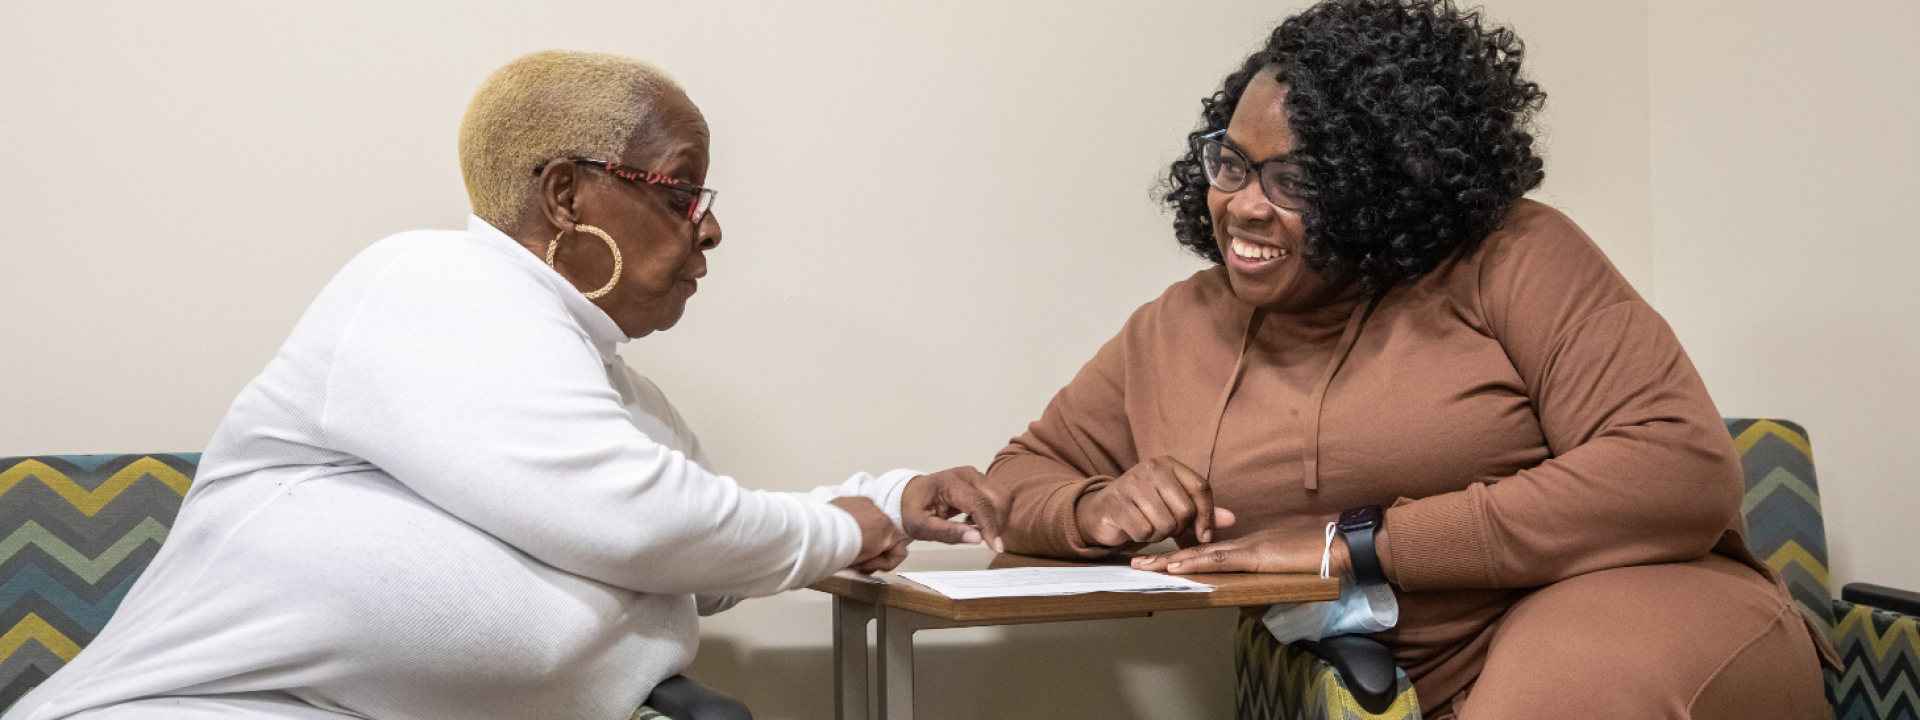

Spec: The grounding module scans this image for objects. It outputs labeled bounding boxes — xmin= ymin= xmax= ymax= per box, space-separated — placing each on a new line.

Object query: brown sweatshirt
xmin=983 ymin=200 xmax=1833 ymax=704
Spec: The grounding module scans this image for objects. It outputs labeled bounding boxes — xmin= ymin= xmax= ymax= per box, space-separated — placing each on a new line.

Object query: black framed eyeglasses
xmin=1199 ymin=130 xmax=1306 ymax=212
xmin=542 ymin=157 xmax=718 ymax=225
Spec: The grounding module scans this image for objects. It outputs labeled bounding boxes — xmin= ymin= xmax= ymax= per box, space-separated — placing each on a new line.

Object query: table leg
xmin=877 ymin=606 xmax=917 ymax=720
xmin=833 ymin=596 xmax=876 ymax=720
xmin=876 ymin=607 xmax=961 ymax=720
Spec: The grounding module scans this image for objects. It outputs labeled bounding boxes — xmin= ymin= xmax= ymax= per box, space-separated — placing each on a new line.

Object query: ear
xmin=530 ymin=159 xmax=584 ymax=235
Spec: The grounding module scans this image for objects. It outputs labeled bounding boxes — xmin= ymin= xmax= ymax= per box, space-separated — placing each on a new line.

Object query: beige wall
xmin=1648 ymin=1 xmax=1920 ymax=593
xmin=10 ymin=1 xmax=1907 ymax=718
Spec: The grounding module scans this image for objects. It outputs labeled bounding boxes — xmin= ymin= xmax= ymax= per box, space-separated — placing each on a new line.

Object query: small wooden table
xmin=808 ymin=546 xmax=1339 ymax=720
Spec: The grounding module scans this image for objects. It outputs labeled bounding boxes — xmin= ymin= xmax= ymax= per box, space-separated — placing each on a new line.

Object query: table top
xmin=808 ymin=544 xmax=1340 ymax=625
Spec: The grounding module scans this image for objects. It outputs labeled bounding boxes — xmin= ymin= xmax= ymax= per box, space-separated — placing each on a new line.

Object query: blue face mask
xmin=1260 ymin=579 xmax=1399 ymax=643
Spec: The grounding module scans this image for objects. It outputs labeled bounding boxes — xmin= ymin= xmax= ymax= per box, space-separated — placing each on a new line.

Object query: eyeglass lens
xmin=689 ymin=189 xmax=715 ymax=225
xmin=1202 ymin=139 xmax=1304 ymax=211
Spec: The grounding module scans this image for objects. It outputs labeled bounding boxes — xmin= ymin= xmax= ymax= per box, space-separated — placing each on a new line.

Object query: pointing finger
xmin=964 ymin=500 xmax=1005 ymax=554
xmin=1177 ymin=463 xmax=1217 ymax=544
xmin=947 ymin=472 xmax=1005 ymax=553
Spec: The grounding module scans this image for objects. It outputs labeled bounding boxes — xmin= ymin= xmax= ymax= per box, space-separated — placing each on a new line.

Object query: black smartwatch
xmin=1337 ymin=505 xmax=1387 ymax=586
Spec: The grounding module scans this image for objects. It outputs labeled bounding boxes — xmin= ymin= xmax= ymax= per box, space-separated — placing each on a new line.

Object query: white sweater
xmin=9 ymin=217 xmax=914 ymax=720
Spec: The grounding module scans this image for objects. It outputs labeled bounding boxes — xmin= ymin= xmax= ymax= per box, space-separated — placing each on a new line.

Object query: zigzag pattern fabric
xmin=1730 ymin=418 xmax=1837 ymax=629
xmin=1235 ymin=617 xmax=1418 ymax=720
xmin=1830 ymin=603 xmax=1920 ymax=720
xmin=0 ymin=454 xmax=196 ymax=712
xmin=1728 ymin=419 xmax=1919 ymax=720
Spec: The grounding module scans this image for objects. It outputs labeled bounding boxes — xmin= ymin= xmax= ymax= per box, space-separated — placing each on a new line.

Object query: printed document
xmin=898 ymin=566 xmax=1214 ymax=600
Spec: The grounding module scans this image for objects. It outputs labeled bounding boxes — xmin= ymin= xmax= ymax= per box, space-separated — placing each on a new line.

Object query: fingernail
xmin=962 ymin=529 xmax=981 ymax=544
xmin=1168 ymin=562 xmax=1182 ymax=570
xmin=1200 ymin=529 xmax=1212 ymax=543
xmin=992 ymin=538 xmax=1005 ymax=553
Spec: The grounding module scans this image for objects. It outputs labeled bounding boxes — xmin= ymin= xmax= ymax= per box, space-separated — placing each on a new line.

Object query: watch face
xmin=1338 ymin=505 xmax=1380 ymax=531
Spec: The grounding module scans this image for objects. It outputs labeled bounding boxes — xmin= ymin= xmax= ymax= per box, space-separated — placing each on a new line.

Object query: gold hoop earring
xmin=546 ymin=223 xmax=623 ymax=299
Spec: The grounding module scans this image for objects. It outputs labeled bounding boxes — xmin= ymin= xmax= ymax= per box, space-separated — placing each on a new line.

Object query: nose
xmin=1224 ymin=181 xmax=1277 ymax=222
xmin=695 ymin=211 xmax=721 ymax=251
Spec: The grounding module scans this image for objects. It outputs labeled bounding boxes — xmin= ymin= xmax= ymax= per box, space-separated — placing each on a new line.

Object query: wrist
xmin=1331 ymin=535 xmax=1355 ymax=580
xmin=1336 ymin=504 xmax=1386 ymax=585
xmin=1072 ymin=494 xmax=1108 ymax=547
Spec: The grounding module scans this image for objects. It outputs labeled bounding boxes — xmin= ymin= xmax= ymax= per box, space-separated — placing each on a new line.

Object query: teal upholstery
xmin=0 ymin=454 xmax=196 ymax=710
xmin=1730 ymin=420 xmax=1918 ymax=720
xmin=1729 ymin=419 xmax=1834 ymax=629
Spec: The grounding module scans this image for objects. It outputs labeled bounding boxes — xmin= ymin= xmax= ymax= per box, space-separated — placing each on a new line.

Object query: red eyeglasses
xmin=538 ymin=157 xmax=718 ymax=225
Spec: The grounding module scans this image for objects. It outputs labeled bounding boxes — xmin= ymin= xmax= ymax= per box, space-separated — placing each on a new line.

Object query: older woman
xmin=6 ymin=51 xmax=994 ymax=720
xmin=982 ymin=2 xmax=1832 ymax=718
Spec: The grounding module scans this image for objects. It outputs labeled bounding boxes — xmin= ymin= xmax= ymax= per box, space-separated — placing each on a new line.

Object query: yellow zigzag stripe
xmin=1317 ymin=669 xmax=1419 ymax=718
xmin=1765 ymin=540 xmax=1830 ymax=589
xmin=0 ymin=613 xmax=81 ymax=662
xmin=1834 ymin=604 xmax=1920 ymax=665
xmin=1733 ymin=420 xmax=1813 ymax=458
xmin=1742 ymin=466 xmax=1824 ymax=514
xmin=0 ymin=519 xmax=170 ymax=584
xmin=0 ymin=458 xmax=191 ymax=516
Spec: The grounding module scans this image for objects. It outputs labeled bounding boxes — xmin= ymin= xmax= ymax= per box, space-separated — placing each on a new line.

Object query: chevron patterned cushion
xmin=0 ymin=454 xmax=196 ymax=711
xmin=1830 ymin=602 xmax=1920 ymax=720
xmin=1728 ymin=419 xmax=1920 ymax=720
xmin=1729 ymin=419 xmax=1837 ymax=630
xmin=1236 ymin=617 xmax=1418 ymax=720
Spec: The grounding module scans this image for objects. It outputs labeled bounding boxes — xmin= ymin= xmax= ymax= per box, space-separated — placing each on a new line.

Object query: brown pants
xmin=1429 ymin=554 xmax=1827 ymax=720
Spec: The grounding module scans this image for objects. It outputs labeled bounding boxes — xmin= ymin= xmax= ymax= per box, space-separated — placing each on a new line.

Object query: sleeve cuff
xmin=1050 ymin=476 xmax=1122 ymax=559
xmin=1382 ymin=490 xmax=1496 ymax=591
xmin=872 ymin=468 xmax=920 ymax=529
xmin=1376 ymin=527 xmax=1398 ymax=586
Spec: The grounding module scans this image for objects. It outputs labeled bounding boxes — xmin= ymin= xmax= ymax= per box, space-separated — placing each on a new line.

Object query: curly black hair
xmin=1163 ymin=0 xmax=1546 ymax=291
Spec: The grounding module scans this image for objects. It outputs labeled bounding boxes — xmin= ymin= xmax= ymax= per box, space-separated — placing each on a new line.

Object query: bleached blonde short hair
xmin=459 ymin=50 xmax=683 ymax=229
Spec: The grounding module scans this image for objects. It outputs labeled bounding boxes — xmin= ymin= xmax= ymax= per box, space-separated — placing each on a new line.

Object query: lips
xmin=1230 ymin=238 xmax=1288 ymax=260
xmin=1227 ymin=235 xmax=1293 ymax=274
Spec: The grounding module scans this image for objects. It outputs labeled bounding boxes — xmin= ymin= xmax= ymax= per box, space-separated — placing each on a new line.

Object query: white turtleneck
xmin=7 ymin=217 xmax=913 ymax=720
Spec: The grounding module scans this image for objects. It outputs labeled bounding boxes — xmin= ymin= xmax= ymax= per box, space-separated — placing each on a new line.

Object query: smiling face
xmin=1208 ymin=67 xmax=1348 ymax=313
xmin=561 ymin=88 xmax=721 ymax=338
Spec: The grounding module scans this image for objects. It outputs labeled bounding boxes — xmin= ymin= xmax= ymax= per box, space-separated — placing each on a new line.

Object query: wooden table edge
xmin=809 ymin=571 xmax=1339 ymax=624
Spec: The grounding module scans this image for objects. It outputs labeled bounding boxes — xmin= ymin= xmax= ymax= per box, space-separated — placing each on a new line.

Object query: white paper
xmin=898 ymin=566 xmax=1214 ymax=600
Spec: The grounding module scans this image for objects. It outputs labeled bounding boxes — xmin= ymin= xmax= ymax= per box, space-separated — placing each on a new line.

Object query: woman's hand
xmin=901 ymin=466 xmax=1004 ymax=552
xmin=1130 ymin=524 xmax=1350 ymax=578
xmin=1076 ymin=456 xmax=1237 ymax=549
xmin=829 ymin=497 xmax=911 ymax=573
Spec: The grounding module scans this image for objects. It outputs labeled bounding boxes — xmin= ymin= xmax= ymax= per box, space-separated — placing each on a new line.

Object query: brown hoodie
xmin=982 ymin=200 xmax=1835 ymax=709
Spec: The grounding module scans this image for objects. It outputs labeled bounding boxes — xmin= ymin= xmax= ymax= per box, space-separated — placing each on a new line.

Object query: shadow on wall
xmin=686 ymin=607 xmax=1239 ymax=720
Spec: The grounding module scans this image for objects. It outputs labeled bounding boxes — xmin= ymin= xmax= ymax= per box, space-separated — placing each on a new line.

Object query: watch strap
xmin=1346 ymin=524 xmax=1385 ymax=585
xmin=1342 ymin=507 xmax=1387 ymax=587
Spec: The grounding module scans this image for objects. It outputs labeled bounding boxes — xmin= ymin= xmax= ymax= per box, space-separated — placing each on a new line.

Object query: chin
xmin=651 ymin=308 xmax=689 ymax=334
xmin=1219 ymin=265 xmax=1277 ymax=304
xmin=1228 ymin=281 xmax=1284 ymax=309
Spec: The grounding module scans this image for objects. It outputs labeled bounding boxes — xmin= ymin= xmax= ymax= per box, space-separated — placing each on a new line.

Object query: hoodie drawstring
xmin=1200 ymin=307 xmax=1267 ymax=482
xmin=1201 ymin=296 xmax=1378 ymax=491
xmin=1301 ymin=297 xmax=1377 ymax=490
